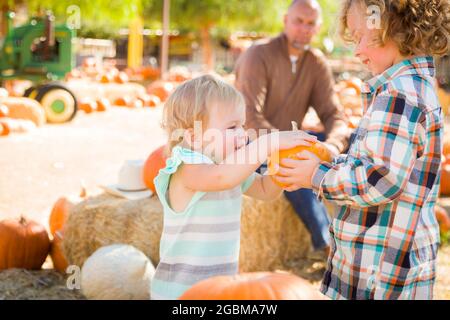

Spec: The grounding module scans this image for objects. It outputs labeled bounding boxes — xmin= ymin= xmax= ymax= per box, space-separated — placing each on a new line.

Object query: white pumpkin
xmin=81 ymin=244 xmax=155 ymax=300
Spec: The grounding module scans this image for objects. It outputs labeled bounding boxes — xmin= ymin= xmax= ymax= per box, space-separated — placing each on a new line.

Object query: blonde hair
xmin=162 ymin=74 xmax=245 ymax=152
xmin=339 ymin=0 xmax=450 ymax=56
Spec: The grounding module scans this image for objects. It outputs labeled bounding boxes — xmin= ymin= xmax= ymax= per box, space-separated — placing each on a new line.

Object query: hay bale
xmin=62 ymin=194 xmax=163 ymax=269
xmin=63 ymin=193 xmax=319 ymax=271
xmin=239 ymin=195 xmax=313 ymax=272
xmin=0 ymin=269 xmax=85 ymax=300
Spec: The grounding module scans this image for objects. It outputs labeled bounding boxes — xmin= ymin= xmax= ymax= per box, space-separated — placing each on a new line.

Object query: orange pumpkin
xmin=435 ymin=206 xmax=450 ymax=234
xmin=96 ymin=98 xmax=111 ymax=112
xmin=49 ymin=187 xmax=86 ymax=236
xmin=133 ymin=99 xmax=144 ymax=109
xmin=343 ymin=77 xmax=362 ymax=95
xmin=440 ymin=163 xmax=450 ymax=196
xmin=147 ymin=81 xmax=175 ymax=102
xmin=0 ymin=216 xmax=50 ymax=270
xmin=114 ymin=96 xmax=133 ymax=107
xmin=443 ymin=136 xmax=450 ymax=157
xmin=50 ymin=230 xmax=68 ymax=273
xmin=115 ymin=72 xmax=129 ymax=84
xmin=138 ymin=94 xmax=161 ymax=108
xmin=78 ymin=99 xmax=97 ymax=114
xmin=143 ymin=145 xmax=167 ymax=192
xmin=268 ymin=142 xmax=332 ymax=187
xmin=99 ymin=73 xmax=113 ymax=84
xmin=0 ymin=121 xmax=9 ymax=136
xmin=0 ymin=105 xmax=9 ymax=117
xmin=179 ymin=272 xmax=326 ymax=300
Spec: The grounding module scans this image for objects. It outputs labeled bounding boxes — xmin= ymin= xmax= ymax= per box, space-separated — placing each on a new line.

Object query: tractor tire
xmin=35 ymin=83 xmax=78 ymax=123
xmin=23 ymin=86 xmax=39 ymax=99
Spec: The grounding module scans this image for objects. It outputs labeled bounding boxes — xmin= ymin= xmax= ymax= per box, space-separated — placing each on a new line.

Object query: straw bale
xmin=62 ymin=194 xmax=163 ymax=269
xmin=63 ymin=193 xmax=326 ymax=271
xmin=0 ymin=269 xmax=85 ymax=300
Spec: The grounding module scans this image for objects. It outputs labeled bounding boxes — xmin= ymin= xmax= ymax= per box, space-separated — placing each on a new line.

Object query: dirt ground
xmin=0 ymin=107 xmax=448 ymax=299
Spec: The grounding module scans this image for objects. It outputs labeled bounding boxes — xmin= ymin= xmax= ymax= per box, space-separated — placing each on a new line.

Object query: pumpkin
xmin=81 ymin=244 xmax=155 ymax=300
xmin=114 ymin=96 xmax=133 ymax=107
xmin=137 ymin=94 xmax=161 ymax=108
xmin=139 ymin=66 xmax=160 ymax=80
xmin=49 ymin=187 xmax=87 ymax=236
xmin=132 ymin=99 xmax=144 ymax=109
xmin=0 ymin=87 xmax=9 ymax=99
xmin=0 ymin=122 xmax=7 ymax=136
xmin=0 ymin=216 xmax=51 ymax=270
xmin=0 ymin=118 xmax=36 ymax=134
xmin=143 ymin=145 xmax=167 ymax=192
xmin=440 ymin=163 xmax=450 ymax=196
xmin=82 ymin=57 xmax=97 ymax=69
xmin=96 ymin=98 xmax=111 ymax=112
xmin=443 ymin=135 xmax=450 ymax=157
xmin=2 ymin=97 xmax=46 ymax=126
xmin=179 ymin=271 xmax=326 ymax=300
xmin=115 ymin=72 xmax=129 ymax=84
xmin=147 ymin=81 xmax=175 ymax=102
xmin=50 ymin=230 xmax=68 ymax=273
xmin=267 ymin=122 xmax=332 ymax=187
xmin=168 ymin=68 xmax=191 ymax=83
xmin=78 ymin=99 xmax=97 ymax=114
xmin=0 ymin=105 xmax=9 ymax=117
xmin=100 ymin=73 xmax=113 ymax=84
xmin=343 ymin=77 xmax=362 ymax=95
xmin=435 ymin=206 xmax=450 ymax=234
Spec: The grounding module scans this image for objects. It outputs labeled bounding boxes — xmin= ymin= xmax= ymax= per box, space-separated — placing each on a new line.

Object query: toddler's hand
xmin=268 ymin=130 xmax=317 ymax=153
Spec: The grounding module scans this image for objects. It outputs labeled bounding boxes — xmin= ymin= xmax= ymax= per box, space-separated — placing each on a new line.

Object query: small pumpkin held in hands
xmin=179 ymin=271 xmax=327 ymax=300
xmin=268 ymin=122 xmax=332 ymax=187
xmin=0 ymin=216 xmax=50 ymax=270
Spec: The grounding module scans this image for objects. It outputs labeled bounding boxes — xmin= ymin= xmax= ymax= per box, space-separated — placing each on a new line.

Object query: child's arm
xmin=179 ymin=131 xmax=316 ymax=192
xmin=243 ymin=174 xmax=282 ymax=200
xmin=274 ymin=91 xmax=429 ymax=208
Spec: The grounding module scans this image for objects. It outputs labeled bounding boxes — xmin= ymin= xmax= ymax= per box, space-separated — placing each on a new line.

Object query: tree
xmin=142 ymin=0 xmax=290 ymax=70
xmin=25 ymin=0 xmax=148 ymax=38
xmin=144 ymin=0 xmax=340 ymax=70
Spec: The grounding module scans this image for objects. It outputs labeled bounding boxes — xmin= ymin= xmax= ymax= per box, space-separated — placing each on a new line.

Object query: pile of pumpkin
xmin=68 ymin=59 xmax=192 ymax=113
xmin=335 ymin=77 xmax=363 ymax=129
xmin=0 ymin=87 xmax=46 ymax=137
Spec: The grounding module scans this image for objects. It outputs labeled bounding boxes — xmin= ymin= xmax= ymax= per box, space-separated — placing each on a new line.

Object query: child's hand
xmin=267 ymin=130 xmax=317 ymax=153
xmin=272 ymin=150 xmax=321 ymax=191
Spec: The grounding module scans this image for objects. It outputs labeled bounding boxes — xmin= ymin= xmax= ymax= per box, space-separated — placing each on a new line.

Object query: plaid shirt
xmin=312 ymin=56 xmax=443 ymax=300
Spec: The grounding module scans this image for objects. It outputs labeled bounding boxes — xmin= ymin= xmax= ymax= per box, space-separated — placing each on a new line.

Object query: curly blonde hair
xmin=339 ymin=0 xmax=450 ymax=56
xmin=162 ymin=74 xmax=245 ymax=152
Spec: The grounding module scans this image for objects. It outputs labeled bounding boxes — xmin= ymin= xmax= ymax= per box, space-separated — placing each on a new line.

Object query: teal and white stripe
xmin=151 ymin=146 xmax=256 ymax=300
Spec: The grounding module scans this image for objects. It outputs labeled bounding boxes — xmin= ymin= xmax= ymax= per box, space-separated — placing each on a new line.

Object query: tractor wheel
xmin=35 ymin=83 xmax=78 ymax=123
xmin=23 ymin=86 xmax=38 ymax=98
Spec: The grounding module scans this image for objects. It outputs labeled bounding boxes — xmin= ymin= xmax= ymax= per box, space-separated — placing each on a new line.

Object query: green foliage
xmin=25 ymin=0 xmax=147 ymax=37
xmin=20 ymin=0 xmax=341 ymax=51
xmin=441 ymin=231 xmax=450 ymax=246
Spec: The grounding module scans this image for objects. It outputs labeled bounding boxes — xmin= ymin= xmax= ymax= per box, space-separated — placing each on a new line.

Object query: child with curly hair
xmin=272 ymin=0 xmax=450 ymax=299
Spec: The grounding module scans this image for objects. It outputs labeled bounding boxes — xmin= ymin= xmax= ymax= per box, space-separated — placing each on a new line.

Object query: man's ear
xmin=283 ymin=13 xmax=288 ymax=27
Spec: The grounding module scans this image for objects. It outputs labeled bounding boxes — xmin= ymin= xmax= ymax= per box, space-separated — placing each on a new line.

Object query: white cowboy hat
xmin=101 ymin=160 xmax=152 ymax=200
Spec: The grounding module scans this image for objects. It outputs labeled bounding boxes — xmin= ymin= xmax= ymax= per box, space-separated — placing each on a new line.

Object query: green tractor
xmin=0 ymin=11 xmax=77 ymax=123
